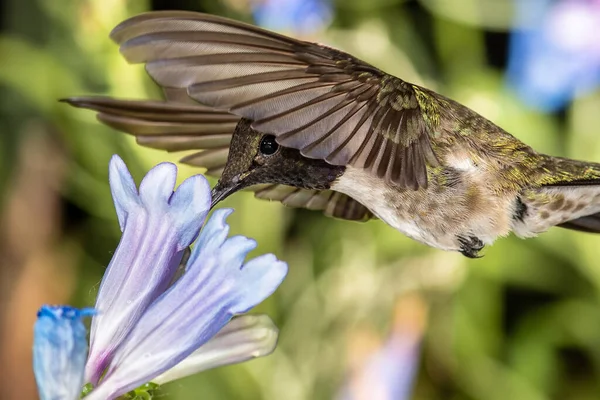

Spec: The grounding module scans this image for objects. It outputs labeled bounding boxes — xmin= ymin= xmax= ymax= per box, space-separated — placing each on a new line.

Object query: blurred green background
xmin=2 ymin=0 xmax=600 ymax=399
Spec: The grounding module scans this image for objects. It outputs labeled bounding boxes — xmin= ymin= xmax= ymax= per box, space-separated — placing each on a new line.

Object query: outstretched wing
xmin=109 ymin=11 xmax=439 ymax=189
xmin=64 ymin=96 xmax=374 ymax=221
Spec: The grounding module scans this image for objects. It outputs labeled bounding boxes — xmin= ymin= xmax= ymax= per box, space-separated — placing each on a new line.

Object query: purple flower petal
xmin=85 ymin=155 xmax=210 ymax=385
xmin=138 ymin=161 xmax=177 ymax=209
xmin=153 ymin=314 xmax=279 ymax=385
xmin=108 ymin=155 xmax=139 ymax=230
xmin=170 ymin=174 xmax=213 ymax=248
xmin=187 ymin=208 xmax=232 ymax=266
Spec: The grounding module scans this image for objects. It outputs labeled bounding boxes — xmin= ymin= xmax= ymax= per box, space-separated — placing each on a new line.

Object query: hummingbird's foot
xmin=458 ymin=235 xmax=484 ymax=258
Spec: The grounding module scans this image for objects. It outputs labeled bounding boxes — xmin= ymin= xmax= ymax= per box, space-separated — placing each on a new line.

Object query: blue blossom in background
xmin=507 ymin=0 xmax=600 ymax=111
xmin=336 ymin=295 xmax=428 ymax=400
xmin=33 ymin=306 xmax=95 ymax=400
xmin=252 ymin=0 xmax=332 ymax=34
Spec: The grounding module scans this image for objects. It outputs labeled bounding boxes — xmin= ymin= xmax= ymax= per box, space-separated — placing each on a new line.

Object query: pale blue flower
xmin=33 ymin=306 xmax=95 ymax=400
xmin=85 ymin=155 xmax=211 ymax=385
xmin=507 ymin=0 xmax=600 ymax=111
xmin=82 ymin=155 xmax=287 ymax=400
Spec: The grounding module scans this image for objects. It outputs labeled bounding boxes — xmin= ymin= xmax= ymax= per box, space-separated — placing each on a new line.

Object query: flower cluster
xmin=33 ymin=155 xmax=287 ymax=400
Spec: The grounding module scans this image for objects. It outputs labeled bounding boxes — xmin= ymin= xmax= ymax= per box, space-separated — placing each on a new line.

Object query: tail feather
xmin=539 ymin=157 xmax=600 ymax=233
xmin=517 ymin=156 xmax=600 ymax=236
xmin=538 ymin=156 xmax=600 ymax=188
xmin=559 ymin=213 xmax=600 ymax=233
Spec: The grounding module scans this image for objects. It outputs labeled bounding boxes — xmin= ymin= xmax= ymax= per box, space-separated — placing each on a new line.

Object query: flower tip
xmin=213 ymin=207 xmax=234 ymax=218
xmin=208 ymin=208 xmax=235 ymax=233
xmin=206 ymin=208 xmax=235 ymax=232
xmin=139 ymin=161 xmax=178 ymax=208
xmin=232 ymin=254 xmax=288 ymax=315
xmin=108 ymin=155 xmax=140 ymax=230
xmin=244 ymin=315 xmax=279 ymax=357
xmin=223 ymin=235 xmax=258 ymax=261
xmin=169 ymin=174 xmax=213 ymax=248
xmin=170 ymin=173 xmax=211 ymax=210
xmin=109 ymin=153 xmax=125 ymax=167
xmin=247 ymin=254 xmax=289 ymax=279
xmin=108 ymin=155 xmax=132 ymax=184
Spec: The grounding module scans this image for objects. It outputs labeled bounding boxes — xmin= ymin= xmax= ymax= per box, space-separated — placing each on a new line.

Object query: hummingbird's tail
xmin=517 ymin=156 xmax=600 ymax=235
xmin=61 ymin=95 xmax=240 ymax=176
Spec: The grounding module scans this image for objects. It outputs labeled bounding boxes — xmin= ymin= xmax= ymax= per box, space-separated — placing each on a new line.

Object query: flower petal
xmin=138 ymin=162 xmax=177 ymax=209
xmin=187 ymin=208 xmax=233 ymax=266
xmin=153 ymin=314 xmax=278 ymax=385
xmin=233 ymin=253 xmax=289 ymax=314
xmin=169 ymin=174 xmax=212 ymax=250
xmin=33 ymin=306 xmax=95 ymax=400
xmin=109 ymin=155 xmax=140 ymax=231
xmin=85 ymin=211 xmax=287 ymax=400
xmin=85 ymin=156 xmax=210 ymax=385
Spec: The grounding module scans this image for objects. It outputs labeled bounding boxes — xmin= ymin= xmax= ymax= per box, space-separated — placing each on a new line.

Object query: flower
xmin=82 ymin=155 xmax=288 ymax=399
xmin=33 ymin=306 xmax=95 ymax=400
xmin=32 ymin=155 xmax=287 ymax=400
xmin=336 ymin=295 xmax=428 ymax=400
xmin=507 ymin=0 xmax=600 ymax=111
xmin=252 ymin=0 xmax=332 ymax=34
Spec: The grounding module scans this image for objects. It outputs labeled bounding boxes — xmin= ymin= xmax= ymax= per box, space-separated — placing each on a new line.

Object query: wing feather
xmin=110 ymin=11 xmax=439 ymax=189
xmin=255 ymin=184 xmax=374 ymax=221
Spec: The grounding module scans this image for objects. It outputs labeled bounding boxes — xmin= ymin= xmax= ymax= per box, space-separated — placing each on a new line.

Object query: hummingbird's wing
xmin=64 ymin=96 xmax=239 ymax=175
xmin=109 ymin=11 xmax=439 ymax=189
xmin=254 ymin=185 xmax=374 ymax=221
xmin=64 ymin=96 xmax=374 ymax=222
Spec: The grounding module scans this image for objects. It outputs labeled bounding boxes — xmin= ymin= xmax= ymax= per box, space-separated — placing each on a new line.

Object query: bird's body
xmin=332 ymin=94 xmax=600 ymax=254
xmin=65 ymin=11 xmax=600 ymax=257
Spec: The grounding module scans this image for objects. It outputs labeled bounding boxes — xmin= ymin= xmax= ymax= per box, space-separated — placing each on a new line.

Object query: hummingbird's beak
xmin=210 ymin=178 xmax=243 ymax=209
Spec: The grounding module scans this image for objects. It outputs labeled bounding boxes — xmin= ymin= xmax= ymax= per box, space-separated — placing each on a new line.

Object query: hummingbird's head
xmin=210 ymin=119 xmax=345 ymax=208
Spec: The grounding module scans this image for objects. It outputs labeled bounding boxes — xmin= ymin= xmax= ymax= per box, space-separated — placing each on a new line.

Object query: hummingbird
xmin=64 ymin=10 xmax=600 ymax=258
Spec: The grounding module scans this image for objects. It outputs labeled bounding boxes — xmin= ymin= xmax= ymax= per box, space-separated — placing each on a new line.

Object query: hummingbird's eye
xmin=259 ymin=135 xmax=279 ymax=156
